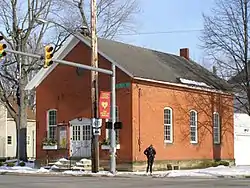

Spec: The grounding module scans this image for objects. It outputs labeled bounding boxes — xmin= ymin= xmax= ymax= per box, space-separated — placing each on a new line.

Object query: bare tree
xmin=201 ymin=0 xmax=250 ymax=114
xmin=0 ymin=0 xmax=67 ymax=161
xmin=55 ymin=0 xmax=139 ymax=39
xmin=170 ymin=90 xmax=234 ymax=159
xmin=0 ymin=0 xmax=139 ymax=161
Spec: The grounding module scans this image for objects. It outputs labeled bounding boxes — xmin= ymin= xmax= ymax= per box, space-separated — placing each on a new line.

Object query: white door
xmin=235 ymin=135 xmax=250 ymax=166
xmin=70 ymin=119 xmax=92 ymax=158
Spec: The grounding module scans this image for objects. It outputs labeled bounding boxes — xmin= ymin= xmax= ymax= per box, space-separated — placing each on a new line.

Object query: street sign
xmin=93 ymin=129 xmax=101 ymax=136
xmin=115 ymin=82 xmax=130 ymax=89
xmin=92 ymin=118 xmax=102 ymax=136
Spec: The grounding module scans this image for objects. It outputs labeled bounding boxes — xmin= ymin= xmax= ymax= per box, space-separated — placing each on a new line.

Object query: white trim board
xmin=134 ymin=77 xmax=231 ymax=95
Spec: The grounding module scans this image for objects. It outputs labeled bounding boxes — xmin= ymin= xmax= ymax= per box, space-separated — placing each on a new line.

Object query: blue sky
xmin=119 ymin=0 xmax=215 ymax=65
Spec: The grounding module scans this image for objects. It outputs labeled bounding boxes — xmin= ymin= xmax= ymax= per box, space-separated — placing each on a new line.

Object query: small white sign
xmin=91 ymin=118 xmax=102 ymax=128
xmin=93 ymin=128 xmax=101 ymax=136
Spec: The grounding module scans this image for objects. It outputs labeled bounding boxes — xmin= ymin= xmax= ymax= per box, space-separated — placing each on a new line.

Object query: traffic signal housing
xmin=44 ymin=45 xmax=54 ymax=68
xmin=0 ymin=36 xmax=7 ymax=59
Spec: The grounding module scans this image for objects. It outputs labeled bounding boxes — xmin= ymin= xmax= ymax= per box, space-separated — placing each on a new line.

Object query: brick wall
xmin=36 ymin=42 xmax=133 ymax=161
xmin=132 ymin=81 xmax=234 ymax=162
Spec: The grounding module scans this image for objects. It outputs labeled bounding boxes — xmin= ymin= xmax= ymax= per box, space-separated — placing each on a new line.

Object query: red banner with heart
xmin=99 ymin=91 xmax=111 ymax=119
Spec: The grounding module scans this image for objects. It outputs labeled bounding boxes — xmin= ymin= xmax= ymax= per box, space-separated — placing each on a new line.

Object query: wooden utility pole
xmin=90 ymin=0 xmax=99 ymax=173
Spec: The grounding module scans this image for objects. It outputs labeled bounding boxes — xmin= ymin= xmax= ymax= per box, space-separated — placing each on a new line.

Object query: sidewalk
xmin=1 ymin=165 xmax=250 ymax=178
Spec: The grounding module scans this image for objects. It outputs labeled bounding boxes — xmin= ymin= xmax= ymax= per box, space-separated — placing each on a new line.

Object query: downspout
xmin=138 ymin=88 xmax=142 ymax=152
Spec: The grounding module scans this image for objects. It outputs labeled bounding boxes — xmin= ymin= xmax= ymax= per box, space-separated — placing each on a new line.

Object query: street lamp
xmin=35 ymin=18 xmax=117 ymax=173
xmin=35 ymin=18 xmax=89 ymax=39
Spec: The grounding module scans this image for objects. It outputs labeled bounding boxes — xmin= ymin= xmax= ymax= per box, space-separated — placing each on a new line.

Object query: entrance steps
xmin=46 ymin=158 xmax=105 ymax=171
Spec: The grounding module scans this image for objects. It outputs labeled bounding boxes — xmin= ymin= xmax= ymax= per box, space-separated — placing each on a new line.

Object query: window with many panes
xmin=83 ymin=125 xmax=91 ymax=140
xmin=164 ymin=107 xmax=173 ymax=143
xmin=213 ymin=112 xmax=220 ymax=144
xmin=47 ymin=109 xmax=57 ymax=140
xmin=106 ymin=106 xmax=119 ymax=144
xmin=72 ymin=125 xmax=81 ymax=141
xmin=190 ymin=110 xmax=198 ymax=144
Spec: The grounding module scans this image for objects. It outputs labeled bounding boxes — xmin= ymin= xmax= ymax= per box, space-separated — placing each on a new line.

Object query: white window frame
xmin=213 ymin=112 xmax=220 ymax=144
xmin=190 ymin=110 xmax=198 ymax=144
xmin=47 ymin=109 xmax=57 ymax=140
xmin=164 ymin=107 xmax=173 ymax=143
xmin=105 ymin=106 xmax=120 ymax=144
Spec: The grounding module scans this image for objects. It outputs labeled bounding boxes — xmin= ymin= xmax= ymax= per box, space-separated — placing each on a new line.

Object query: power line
xmin=117 ymin=29 xmax=203 ymax=36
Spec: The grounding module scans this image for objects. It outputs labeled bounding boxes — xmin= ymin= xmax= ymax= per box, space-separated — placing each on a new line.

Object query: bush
xmin=6 ymin=162 xmax=15 ymax=167
xmin=166 ymin=164 xmax=172 ymax=170
xmin=0 ymin=158 xmax=6 ymax=163
xmin=196 ymin=160 xmax=230 ymax=169
xmin=0 ymin=162 xmax=3 ymax=166
xmin=19 ymin=162 xmax=26 ymax=167
xmin=216 ymin=160 xmax=229 ymax=166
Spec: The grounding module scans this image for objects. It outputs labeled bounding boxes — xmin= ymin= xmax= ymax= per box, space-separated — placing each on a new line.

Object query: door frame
xmin=69 ymin=118 xmax=92 ymax=158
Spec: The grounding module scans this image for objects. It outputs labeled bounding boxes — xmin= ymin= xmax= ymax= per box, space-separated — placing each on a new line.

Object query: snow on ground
xmin=1 ymin=164 xmax=250 ymax=178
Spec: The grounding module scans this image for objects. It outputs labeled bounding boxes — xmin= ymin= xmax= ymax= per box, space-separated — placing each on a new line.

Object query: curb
xmin=0 ymin=171 xmax=131 ymax=178
xmin=2 ymin=171 xmax=250 ymax=179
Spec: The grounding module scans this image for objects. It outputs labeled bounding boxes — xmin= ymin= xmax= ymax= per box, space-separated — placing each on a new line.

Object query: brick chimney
xmin=180 ymin=48 xmax=189 ymax=60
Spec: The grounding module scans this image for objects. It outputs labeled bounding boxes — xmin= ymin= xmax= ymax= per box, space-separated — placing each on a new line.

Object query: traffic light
xmin=0 ymin=36 xmax=7 ymax=59
xmin=44 ymin=45 xmax=53 ymax=68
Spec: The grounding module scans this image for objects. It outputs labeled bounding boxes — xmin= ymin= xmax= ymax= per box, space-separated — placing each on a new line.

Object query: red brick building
xmin=26 ymin=34 xmax=234 ymax=171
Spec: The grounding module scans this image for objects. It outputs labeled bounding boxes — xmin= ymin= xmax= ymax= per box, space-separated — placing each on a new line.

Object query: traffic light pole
xmin=5 ymin=49 xmax=112 ymax=75
xmin=5 ymin=48 xmax=117 ymax=174
xmin=110 ymin=63 xmax=116 ymax=174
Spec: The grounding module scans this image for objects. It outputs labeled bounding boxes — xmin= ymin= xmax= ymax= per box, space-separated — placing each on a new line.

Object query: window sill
xmin=213 ymin=142 xmax=221 ymax=145
xmin=164 ymin=141 xmax=173 ymax=144
xmin=42 ymin=145 xmax=58 ymax=150
xmin=190 ymin=142 xmax=198 ymax=145
xmin=101 ymin=144 xmax=120 ymax=150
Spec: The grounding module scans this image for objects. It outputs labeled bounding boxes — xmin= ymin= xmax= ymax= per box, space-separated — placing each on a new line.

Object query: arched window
xmin=47 ymin=109 xmax=57 ymax=139
xmin=190 ymin=110 xmax=198 ymax=143
xmin=213 ymin=112 xmax=220 ymax=144
xmin=164 ymin=107 xmax=173 ymax=143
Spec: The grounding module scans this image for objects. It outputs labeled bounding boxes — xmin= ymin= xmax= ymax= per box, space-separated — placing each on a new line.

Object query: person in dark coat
xmin=144 ymin=144 xmax=156 ymax=174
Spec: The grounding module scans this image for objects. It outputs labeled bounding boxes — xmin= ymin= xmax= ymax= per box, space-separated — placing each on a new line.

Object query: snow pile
xmin=1 ymin=164 xmax=250 ymax=178
xmin=117 ymin=166 xmax=250 ymax=178
xmin=196 ymin=165 xmax=250 ymax=177
xmin=179 ymin=78 xmax=212 ymax=88
xmin=0 ymin=166 xmax=37 ymax=174
xmin=62 ymin=170 xmax=114 ymax=177
xmin=58 ymin=158 xmax=69 ymax=162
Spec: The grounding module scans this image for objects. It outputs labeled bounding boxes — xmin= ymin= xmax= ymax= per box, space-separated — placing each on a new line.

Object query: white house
xmin=234 ymin=113 xmax=250 ymax=166
xmin=0 ymin=102 xmax=36 ymax=160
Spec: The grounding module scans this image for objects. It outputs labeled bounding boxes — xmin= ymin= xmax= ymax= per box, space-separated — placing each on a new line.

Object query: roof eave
xmin=134 ymin=77 xmax=232 ymax=95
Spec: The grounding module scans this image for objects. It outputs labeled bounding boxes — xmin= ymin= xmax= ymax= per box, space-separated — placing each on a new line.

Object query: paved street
xmin=0 ymin=175 xmax=250 ymax=188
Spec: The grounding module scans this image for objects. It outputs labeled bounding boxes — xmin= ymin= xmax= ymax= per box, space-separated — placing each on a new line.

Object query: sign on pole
xmin=91 ymin=118 xmax=102 ymax=136
xmin=99 ymin=91 xmax=111 ymax=119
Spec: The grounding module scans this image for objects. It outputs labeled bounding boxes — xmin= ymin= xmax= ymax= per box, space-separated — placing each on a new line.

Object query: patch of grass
xmin=6 ymin=162 xmax=15 ymax=167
